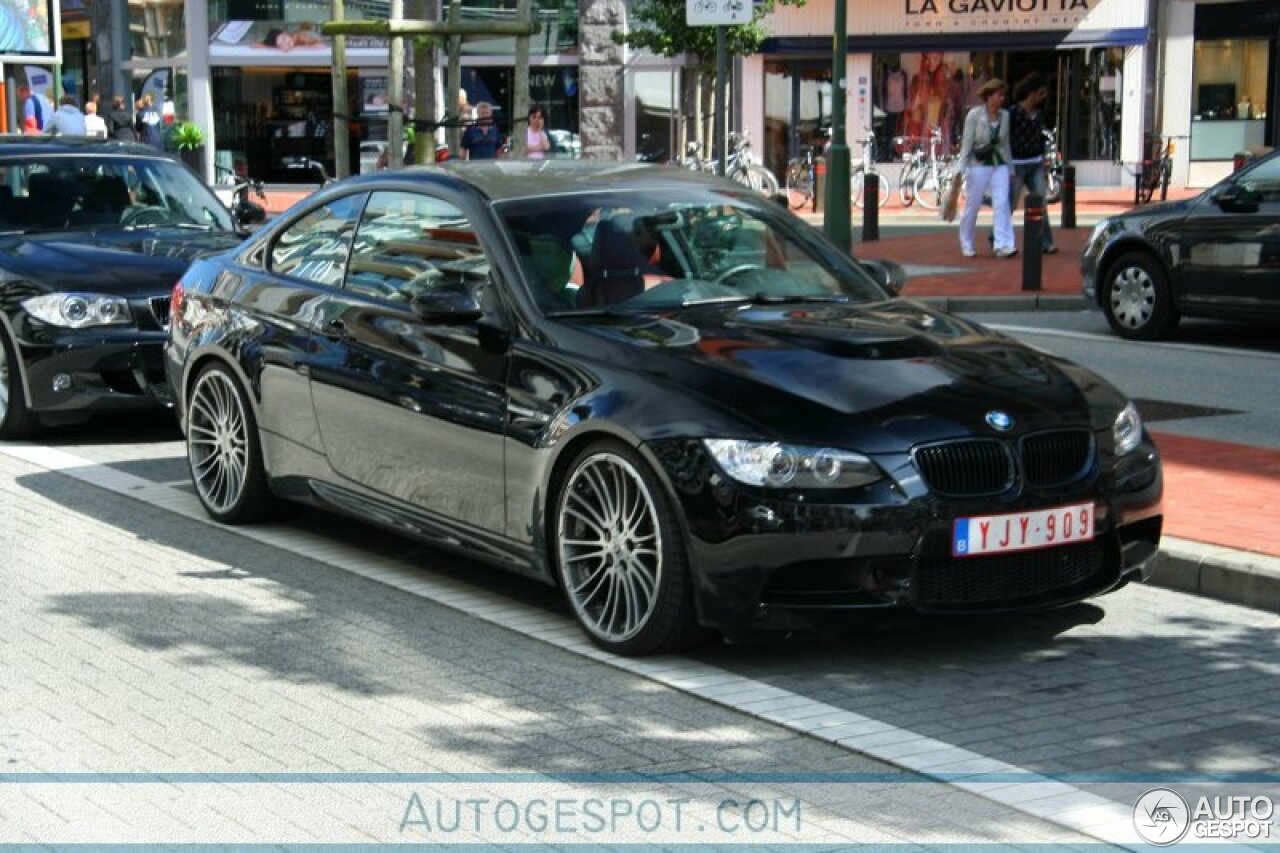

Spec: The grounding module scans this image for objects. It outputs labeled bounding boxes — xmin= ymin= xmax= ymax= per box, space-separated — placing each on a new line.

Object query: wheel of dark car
xmin=1102 ymin=251 xmax=1179 ymax=341
xmin=553 ymin=441 xmax=701 ymax=656
xmin=186 ymin=363 xmax=274 ymax=523
xmin=0 ymin=326 xmax=41 ymax=440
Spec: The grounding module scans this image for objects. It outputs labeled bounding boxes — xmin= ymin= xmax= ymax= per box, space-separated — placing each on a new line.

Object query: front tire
xmin=1102 ymin=251 xmax=1179 ymax=341
xmin=553 ymin=441 xmax=701 ymax=656
xmin=0 ymin=326 xmax=41 ymax=440
xmin=186 ymin=363 xmax=274 ymax=523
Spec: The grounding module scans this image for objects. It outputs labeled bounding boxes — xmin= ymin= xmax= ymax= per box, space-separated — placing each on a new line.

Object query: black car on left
xmin=0 ymin=137 xmax=252 ymax=438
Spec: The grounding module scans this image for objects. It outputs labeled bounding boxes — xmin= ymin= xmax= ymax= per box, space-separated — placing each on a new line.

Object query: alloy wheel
xmin=1109 ymin=265 xmax=1155 ymax=330
xmin=187 ymin=369 xmax=250 ymax=515
xmin=557 ymin=452 xmax=663 ymax=644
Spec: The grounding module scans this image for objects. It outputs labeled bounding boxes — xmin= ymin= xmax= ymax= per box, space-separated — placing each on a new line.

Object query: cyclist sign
xmin=686 ymin=0 xmax=750 ymax=26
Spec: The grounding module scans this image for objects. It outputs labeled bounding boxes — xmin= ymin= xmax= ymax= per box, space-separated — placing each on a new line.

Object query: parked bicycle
xmin=850 ymin=134 xmax=888 ymax=209
xmin=1137 ymin=134 xmax=1180 ymax=204
xmin=1042 ymin=127 xmax=1063 ymax=204
xmin=894 ymin=134 xmax=928 ymax=207
xmin=684 ymin=132 xmax=779 ymax=197
xmin=784 ymin=144 xmax=820 ymax=210
xmin=911 ymin=127 xmax=956 ymax=211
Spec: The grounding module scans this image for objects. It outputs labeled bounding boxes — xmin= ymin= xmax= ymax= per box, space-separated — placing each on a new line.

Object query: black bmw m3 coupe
xmin=166 ymin=161 xmax=1163 ymax=655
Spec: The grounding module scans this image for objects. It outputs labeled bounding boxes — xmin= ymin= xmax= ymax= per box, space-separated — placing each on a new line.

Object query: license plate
xmin=952 ymin=501 xmax=1094 ymax=558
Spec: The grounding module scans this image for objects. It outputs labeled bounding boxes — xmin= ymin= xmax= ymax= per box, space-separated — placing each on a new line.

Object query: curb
xmin=1145 ymin=536 xmax=1280 ymax=614
xmin=912 ymin=294 xmax=1092 ymax=313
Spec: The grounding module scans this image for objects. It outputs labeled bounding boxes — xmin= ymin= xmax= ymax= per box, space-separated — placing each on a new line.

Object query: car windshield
xmin=0 ymin=155 xmax=234 ymax=234
xmin=496 ymin=189 xmax=887 ymax=314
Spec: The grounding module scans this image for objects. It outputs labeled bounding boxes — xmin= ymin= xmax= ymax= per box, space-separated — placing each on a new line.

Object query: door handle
xmin=321 ymin=318 xmax=350 ymax=341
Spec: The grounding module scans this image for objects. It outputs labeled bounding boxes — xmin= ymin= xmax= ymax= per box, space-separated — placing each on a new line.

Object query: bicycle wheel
xmin=1138 ymin=171 xmax=1155 ymax=204
xmin=913 ymin=168 xmax=943 ymax=210
xmin=851 ymin=170 xmax=889 ymax=208
xmin=785 ymin=161 xmax=813 ymax=210
xmin=730 ymin=165 xmax=761 ymax=191
xmin=1044 ymin=169 xmax=1062 ymax=204
xmin=750 ymin=165 xmax=780 ymax=197
xmin=898 ymin=164 xmax=918 ymax=207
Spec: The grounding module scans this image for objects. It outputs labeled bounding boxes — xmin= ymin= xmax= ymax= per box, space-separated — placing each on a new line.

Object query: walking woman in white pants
xmin=957 ymin=79 xmax=1016 ymax=258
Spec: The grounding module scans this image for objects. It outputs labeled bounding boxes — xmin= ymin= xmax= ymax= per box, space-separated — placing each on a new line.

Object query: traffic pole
xmin=823 ymin=0 xmax=851 ymax=253
xmin=862 ymin=172 xmax=879 ymax=242
xmin=1022 ymin=193 xmax=1043 ymax=292
xmin=1062 ymin=164 xmax=1076 ymax=229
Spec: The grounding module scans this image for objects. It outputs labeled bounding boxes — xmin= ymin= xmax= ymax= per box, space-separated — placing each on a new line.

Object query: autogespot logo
xmin=1134 ymin=788 xmax=1191 ymax=846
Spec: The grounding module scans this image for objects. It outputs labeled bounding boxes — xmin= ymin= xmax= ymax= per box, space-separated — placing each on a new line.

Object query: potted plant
xmin=171 ymin=121 xmax=206 ymax=171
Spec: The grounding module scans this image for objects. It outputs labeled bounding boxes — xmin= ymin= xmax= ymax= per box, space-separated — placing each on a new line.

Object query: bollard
xmin=1062 ymin=164 xmax=1076 ymax=229
xmin=1022 ymin=193 xmax=1043 ymax=292
xmin=814 ymin=158 xmax=827 ymax=213
xmin=862 ymin=172 xmax=880 ymax=242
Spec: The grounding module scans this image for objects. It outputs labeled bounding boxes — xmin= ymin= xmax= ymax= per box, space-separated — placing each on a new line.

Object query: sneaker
xmin=996 ymin=247 xmax=1018 ymax=258
xmin=962 ymin=249 xmax=977 ymax=258
xmin=1043 ymin=245 xmax=1059 ymax=255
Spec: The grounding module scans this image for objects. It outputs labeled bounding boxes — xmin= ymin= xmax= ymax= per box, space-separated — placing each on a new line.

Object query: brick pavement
xmin=0 ymin=450 xmax=1088 ymax=845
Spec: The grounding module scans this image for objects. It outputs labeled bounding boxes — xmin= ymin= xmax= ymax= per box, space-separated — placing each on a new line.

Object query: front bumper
xmin=14 ymin=328 xmax=173 ymax=414
xmin=648 ymin=439 xmax=1163 ymax=633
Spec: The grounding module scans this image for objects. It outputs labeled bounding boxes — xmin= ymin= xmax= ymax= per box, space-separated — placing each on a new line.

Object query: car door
xmin=1176 ymin=156 xmax=1280 ymax=317
xmin=307 ymin=188 xmax=510 ymax=537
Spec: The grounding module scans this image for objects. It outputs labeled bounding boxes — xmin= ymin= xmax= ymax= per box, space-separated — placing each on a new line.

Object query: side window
xmin=270 ymin=193 xmax=367 ymax=286
xmin=346 ymin=191 xmax=491 ymax=305
xmin=1241 ymin=157 xmax=1280 ymax=202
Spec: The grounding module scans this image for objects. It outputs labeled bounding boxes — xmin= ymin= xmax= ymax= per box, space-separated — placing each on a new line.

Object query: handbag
xmin=940 ymin=172 xmax=962 ymax=222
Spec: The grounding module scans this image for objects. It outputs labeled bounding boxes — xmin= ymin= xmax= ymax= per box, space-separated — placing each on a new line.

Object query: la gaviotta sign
xmin=854 ymin=0 xmax=1139 ymax=33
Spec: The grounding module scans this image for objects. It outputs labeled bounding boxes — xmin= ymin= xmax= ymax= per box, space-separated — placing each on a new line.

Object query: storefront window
xmin=456 ymin=0 xmax=578 ymax=55
xmin=763 ymin=61 xmax=832 ymax=177
xmin=461 ymin=66 xmax=579 ymax=149
xmin=206 ymin=0 xmax=389 ymax=59
xmin=634 ymin=70 xmax=679 ymax=162
xmin=129 ymin=0 xmax=186 ymax=60
xmin=1190 ymin=39 xmax=1270 ymax=160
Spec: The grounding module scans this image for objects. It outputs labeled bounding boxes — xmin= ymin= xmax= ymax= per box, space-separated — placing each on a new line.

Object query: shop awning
xmin=761 ymin=28 xmax=1148 ymax=56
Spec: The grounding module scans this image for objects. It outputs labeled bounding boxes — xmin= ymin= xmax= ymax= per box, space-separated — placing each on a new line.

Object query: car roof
xmin=0 ymin=135 xmax=172 ymax=159
xmin=344 ymin=160 xmax=734 ymax=203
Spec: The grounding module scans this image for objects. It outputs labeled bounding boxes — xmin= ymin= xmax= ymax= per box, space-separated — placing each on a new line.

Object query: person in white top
xmin=957 ymin=78 xmax=1015 ymax=258
xmin=83 ymin=101 xmax=108 ymax=138
xmin=525 ymin=105 xmax=551 ymax=160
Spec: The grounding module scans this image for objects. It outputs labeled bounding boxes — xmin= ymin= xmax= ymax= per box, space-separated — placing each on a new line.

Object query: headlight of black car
xmin=1113 ymin=401 xmax=1143 ymax=457
xmin=21 ymin=293 xmax=134 ymax=329
xmin=703 ymin=439 xmax=883 ymax=489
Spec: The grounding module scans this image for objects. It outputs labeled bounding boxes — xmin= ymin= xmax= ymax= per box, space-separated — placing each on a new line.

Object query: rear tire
xmin=552 ymin=440 xmax=702 ymax=656
xmin=913 ymin=169 xmax=942 ymax=210
xmin=1102 ymin=251 xmax=1179 ymax=341
xmin=0 ymin=326 xmax=41 ymax=440
xmin=186 ymin=362 xmax=275 ymax=523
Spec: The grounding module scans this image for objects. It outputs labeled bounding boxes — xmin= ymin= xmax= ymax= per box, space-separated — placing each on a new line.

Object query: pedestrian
xmin=460 ymin=102 xmax=503 ymax=160
xmin=957 ymin=78 xmax=1014 ymax=258
xmin=17 ymin=84 xmax=54 ymax=131
xmin=1007 ymin=73 xmax=1057 ymax=254
xmin=44 ymin=95 xmax=88 ymax=136
xmin=83 ymin=101 xmax=108 ymax=138
xmin=135 ymin=95 xmax=164 ymax=148
xmin=525 ymin=105 xmax=551 ymax=160
xmin=108 ymin=95 xmax=137 ymax=141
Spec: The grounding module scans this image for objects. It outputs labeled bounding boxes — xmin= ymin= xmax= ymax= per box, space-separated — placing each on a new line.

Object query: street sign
xmin=686 ymin=0 xmax=751 ymax=27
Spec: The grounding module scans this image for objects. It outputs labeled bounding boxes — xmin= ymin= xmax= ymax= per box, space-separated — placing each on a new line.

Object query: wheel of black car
xmin=1102 ymin=251 xmax=1179 ymax=341
xmin=0 ymin=326 xmax=41 ymax=440
xmin=553 ymin=441 xmax=701 ymax=656
xmin=186 ymin=363 xmax=273 ymax=523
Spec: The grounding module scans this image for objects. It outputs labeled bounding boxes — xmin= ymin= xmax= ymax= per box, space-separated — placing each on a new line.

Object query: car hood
xmin=558 ymin=299 xmax=1126 ymax=453
xmin=0 ymin=230 xmax=241 ymax=297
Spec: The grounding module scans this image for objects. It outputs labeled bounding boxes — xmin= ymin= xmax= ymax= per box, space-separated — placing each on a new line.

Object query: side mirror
xmin=233 ymin=199 xmax=267 ymax=228
xmin=1211 ymin=183 xmax=1261 ymax=212
xmin=410 ymin=281 xmax=484 ymax=325
xmin=860 ymin=258 xmax=908 ymax=297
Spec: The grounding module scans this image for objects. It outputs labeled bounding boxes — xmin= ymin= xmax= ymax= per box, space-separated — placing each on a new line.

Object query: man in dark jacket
xmin=108 ymin=95 xmax=137 ymax=141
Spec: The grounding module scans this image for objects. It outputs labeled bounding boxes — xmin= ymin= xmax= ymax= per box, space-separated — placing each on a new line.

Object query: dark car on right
xmin=1082 ymin=149 xmax=1280 ymax=340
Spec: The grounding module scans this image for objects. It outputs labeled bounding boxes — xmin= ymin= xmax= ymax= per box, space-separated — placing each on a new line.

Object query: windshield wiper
xmin=124 ymin=222 xmax=215 ymax=231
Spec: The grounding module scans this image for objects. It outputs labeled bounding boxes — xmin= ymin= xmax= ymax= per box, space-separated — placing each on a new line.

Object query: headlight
xmin=703 ymin=439 xmax=882 ymax=489
xmin=22 ymin=293 xmax=133 ymax=329
xmin=1113 ymin=402 xmax=1143 ymax=456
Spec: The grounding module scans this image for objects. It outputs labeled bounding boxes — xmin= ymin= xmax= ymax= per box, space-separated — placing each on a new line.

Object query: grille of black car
xmin=149 ymin=296 xmax=171 ymax=330
xmin=914 ymin=431 xmax=1095 ymax=496
xmin=913 ymin=439 xmax=1013 ymax=496
xmin=913 ymin=541 xmax=1104 ymax=610
xmin=1022 ymin=430 xmax=1094 ymax=488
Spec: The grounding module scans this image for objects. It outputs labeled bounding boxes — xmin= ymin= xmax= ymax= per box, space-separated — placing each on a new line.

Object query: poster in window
xmin=0 ymin=0 xmax=60 ymax=63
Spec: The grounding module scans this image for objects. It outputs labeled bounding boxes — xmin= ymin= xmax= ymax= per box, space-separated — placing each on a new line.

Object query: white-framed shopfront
xmin=741 ymin=0 xmax=1155 ymax=187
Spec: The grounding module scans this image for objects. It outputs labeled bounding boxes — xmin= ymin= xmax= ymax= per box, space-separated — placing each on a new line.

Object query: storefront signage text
xmin=906 ymin=0 xmax=1089 ymax=12
xmin=856 ymin=0 xmax=1110 ymax=33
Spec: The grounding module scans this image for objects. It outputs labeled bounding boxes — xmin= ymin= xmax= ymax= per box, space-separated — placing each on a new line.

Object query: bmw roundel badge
xmin=985 ymin=411 xmax=1014 ymax=432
